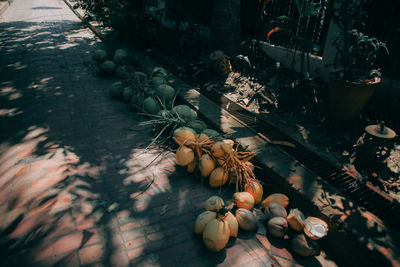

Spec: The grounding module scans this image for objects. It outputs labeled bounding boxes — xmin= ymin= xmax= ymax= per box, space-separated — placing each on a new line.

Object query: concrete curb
xmin=62 ymin=1 xmax=400 ymax=266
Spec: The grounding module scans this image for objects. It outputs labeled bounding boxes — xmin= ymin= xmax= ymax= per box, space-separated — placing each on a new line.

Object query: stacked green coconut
xmin=93 ymin=49 xmax=130 ymax=77
xmin=92 ymin=48 xmax=209 ymax=140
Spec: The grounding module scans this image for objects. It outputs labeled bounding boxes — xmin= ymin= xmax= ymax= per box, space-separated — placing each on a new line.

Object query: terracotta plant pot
xmin=328 ymin=76 xmax=380 ymax=120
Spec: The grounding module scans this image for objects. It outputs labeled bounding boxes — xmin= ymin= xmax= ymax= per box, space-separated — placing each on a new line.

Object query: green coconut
xmin=110 ymin=81 xmax=124 ymax=99
xmin=151 ymin=76 xmax=166 ymax=89
xmin=133 ymin=71 xmax=148 ymax=85
xmin=131 ymin=93 xmax=145 ymax=111
xmin=92 ymin=49 xmax=107 ymax=63
xmin=113 ymin=49 xmax=128 ymax=65
xmin=157 ymin=109 xmax=171 ymax=119
xmin=116 ymin=65 xmax=128 ymax=79
xmin=143 ymin=97 xmax=160 ymax=115
xmin=201 ymin=129 xmax=222 ymax=141
xmin=100 ymin=60 xmax=116 ymax=75
xmin=123 ymin=86 xmax=134 ymax=102
xmin=186 ymin=119 xmax=207 ymax=133
xmin=156 ymin=84 xmax=175 ymax=103
xmin=172 ymin=105 xmax=197 ymax=122
xmin=152 ymin=66 xmax=168 ymax=78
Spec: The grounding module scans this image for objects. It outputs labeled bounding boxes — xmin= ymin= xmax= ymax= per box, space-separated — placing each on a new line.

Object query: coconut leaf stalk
xmin=218 ymin=144 xmax=258 ymax=192
xmin=138 ymin=94 xmax=191 ymax=152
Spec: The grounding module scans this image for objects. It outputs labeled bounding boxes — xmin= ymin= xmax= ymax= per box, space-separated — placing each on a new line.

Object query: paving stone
xmin=110 ymin=250 xmax=130 ymax=267
xmin=53 ymin=230 xmax=99 ymax=255
xmin=79 ymin=244 xmax=103 ymax=265
xmin=75 ymin=214 xmax=95 ymax=231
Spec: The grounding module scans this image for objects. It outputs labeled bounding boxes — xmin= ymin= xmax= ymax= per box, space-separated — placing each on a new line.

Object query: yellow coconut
xmin=173 ymin=127 xmax=196 ymax=146
xmin=209 ymin=167 xmax=229 ymax=188
xmin=244 ymin=180 xmax=263 ymax=204
xmin=212 ymin=141 xmax=225 ymax=158
xmin=222 ymin=139 xmax=235 ymax=147
xmin=225 ymin=211 xmax=239 ymax=237
xmin=221 ymin=140 xmax=234 ymax=155
xmin=204 ymin=196 xmax=224 ymax=211
xmin=187 ymin=156 xmax=198 ymax=173
xmin=194 ymin=211 xmax=216 ymax=234
xmin=176 ymin=146 xmax=195 ymax=166
xmin=202 ymin=214 xmax=230 ymax=252
xmin=262 ymin=193 xmax=289 ymax=209
xmin=198 ymin=133 xmax=210 ymax=143
xmin=233 ymin=192 xmax=255 ymax=210
xmin=200 ymin=154 xmax=216 ymax=177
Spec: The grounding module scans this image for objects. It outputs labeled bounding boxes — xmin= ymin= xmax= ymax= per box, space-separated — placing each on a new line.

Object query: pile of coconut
xmin=92 ymin=50 xmax=261 ymax=193
xmin=173 ymin=126 xmax=259 ymax=192
xmin=195 ymin=193 xmax=328 ymax=257
xmin=194 ymin=187 xmax=262 ymax=253
xmin=93 ymin=49 xmax=131 ymax=78
xmin=92 ymin=49 xmax=211 ymax=137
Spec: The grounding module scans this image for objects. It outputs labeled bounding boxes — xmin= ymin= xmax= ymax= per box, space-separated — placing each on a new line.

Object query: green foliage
xmin=327 ymin=0 xmax=389 ymax=82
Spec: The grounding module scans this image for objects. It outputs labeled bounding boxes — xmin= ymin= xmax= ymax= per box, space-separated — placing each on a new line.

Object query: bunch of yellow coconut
xmin=194 ymin=196 xmax=238 ymax=252
xmin=173 ymin=126 xmax=260 ymax=192
xmin=194 ymin=180 xmax=264 ymax=252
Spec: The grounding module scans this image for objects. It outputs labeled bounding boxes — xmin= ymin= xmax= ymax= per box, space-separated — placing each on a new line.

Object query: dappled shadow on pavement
xmin=0 ymin=16 xmax=272 ymax=267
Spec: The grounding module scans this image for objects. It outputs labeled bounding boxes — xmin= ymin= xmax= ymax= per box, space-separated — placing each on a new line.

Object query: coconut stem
xmin=217 ymin=207 xmax=228 ymax=219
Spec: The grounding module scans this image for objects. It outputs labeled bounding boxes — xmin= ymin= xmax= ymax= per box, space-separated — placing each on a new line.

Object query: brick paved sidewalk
xmin=0 ymin=1 xmax=337 ymax=266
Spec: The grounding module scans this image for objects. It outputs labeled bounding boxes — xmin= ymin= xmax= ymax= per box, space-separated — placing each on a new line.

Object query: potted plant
xmin=327 ymin=0 xmax=388 ymax=120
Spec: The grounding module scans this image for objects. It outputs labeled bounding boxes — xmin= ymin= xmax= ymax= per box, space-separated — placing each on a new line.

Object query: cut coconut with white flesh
xmin=287 ymin=208 xmax=306 ymax=232
xmin=303 ymin=217 xmax=328 ymax=240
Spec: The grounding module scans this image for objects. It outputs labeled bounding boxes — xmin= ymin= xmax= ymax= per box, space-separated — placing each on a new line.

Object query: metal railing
xmin=247 ymin=0 xmax=330 ymax=56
